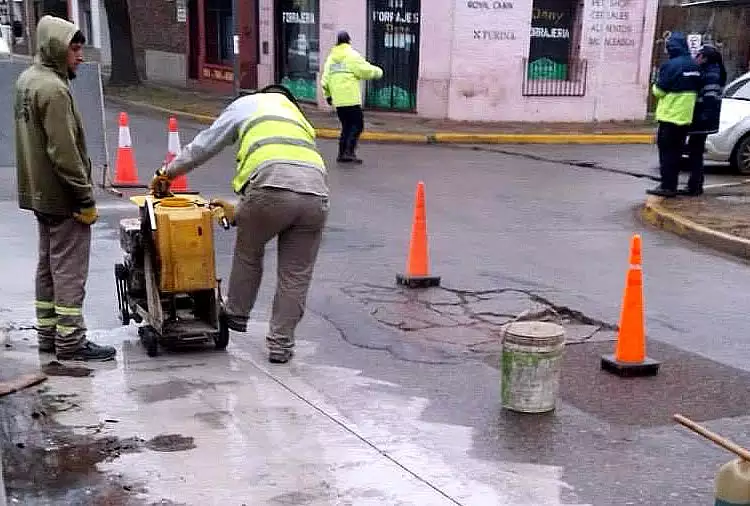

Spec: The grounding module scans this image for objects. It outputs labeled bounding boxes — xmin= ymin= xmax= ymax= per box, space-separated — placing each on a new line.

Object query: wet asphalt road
xmin=2 ymin=104 xmax=750 ymax=505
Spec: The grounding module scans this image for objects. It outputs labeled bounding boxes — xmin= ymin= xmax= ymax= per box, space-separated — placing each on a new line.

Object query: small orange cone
xmin=164 ymin=117 xmax=190 ymax=192
xmin=601 ymin=234 xmax=661 ymax=377
xmin=113 ymin=112 xmax=139 ymax=186
xmin=396 ymin=181 xmax=441 ymax=289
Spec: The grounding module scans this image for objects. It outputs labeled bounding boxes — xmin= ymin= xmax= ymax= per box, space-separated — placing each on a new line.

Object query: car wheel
xmin=733 ymin=136 xmax=750 ymax=175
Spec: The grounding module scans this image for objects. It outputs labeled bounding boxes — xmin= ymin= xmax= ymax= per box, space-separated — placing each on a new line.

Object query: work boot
xmin=646 ymin=186 xmax=677 ymax=198
xmin=56 ymin=339 xmax=116 ymax=362
xmin=219 ymin=302 xmax=247 ymax=332
xmin=267 ymin=334 xmax=294 ymax=364
xmin=337 ymin=154 xmax=355 ymax=163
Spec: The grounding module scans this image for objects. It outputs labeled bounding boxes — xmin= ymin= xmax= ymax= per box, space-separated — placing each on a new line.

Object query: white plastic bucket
xmin=501 ymin=321 xmax=565 ymax=413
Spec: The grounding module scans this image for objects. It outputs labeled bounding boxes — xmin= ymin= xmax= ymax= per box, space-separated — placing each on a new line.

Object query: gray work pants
xmin=35 ymin=213 xmax=91 ymax=354
xmin=225 ymin=187 xmax=328 ymax=353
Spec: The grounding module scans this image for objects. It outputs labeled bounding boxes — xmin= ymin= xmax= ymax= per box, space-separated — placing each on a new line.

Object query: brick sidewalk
xmin=104 ymin=83 xmax=656 ymax=136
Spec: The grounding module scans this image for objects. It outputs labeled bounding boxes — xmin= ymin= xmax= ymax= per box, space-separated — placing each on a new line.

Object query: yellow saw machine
xmin=114 ymin=192 xmax=233 ymax=357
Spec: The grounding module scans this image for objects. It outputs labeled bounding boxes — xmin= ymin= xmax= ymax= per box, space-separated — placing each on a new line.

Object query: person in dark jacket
xmin=648 ymin=32 xmax=702 ymax=197
xmin=680 ymin=44 xmax=727 ymax=196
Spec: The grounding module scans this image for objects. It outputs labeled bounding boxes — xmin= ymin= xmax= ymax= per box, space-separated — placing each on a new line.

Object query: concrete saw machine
xmin=114 ymin=192 xmax=233 ymax=357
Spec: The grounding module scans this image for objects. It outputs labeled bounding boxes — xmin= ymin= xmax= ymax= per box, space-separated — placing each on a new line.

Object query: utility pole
xmin=232 ymin=0 xmax=240 ymax=96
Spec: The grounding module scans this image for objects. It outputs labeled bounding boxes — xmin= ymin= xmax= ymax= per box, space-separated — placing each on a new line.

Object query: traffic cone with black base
xmin=396 ymin=181 xmax=441 ymax=289
xmin=164 ymin=116 xmax=190 ymax=192
xmin=601 ymin=234 xmax=661 ymax=377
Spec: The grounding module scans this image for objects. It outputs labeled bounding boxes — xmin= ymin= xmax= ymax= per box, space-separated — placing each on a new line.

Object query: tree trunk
xmin=102 ymin=0 xmax=140 ymax=86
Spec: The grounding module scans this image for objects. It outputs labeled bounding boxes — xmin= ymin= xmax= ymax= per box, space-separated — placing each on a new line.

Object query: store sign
xmin=528 ymin=0 xmax=574 ymax=79
xmin=202 ymin=66 xmax=233 ymax=82
xmin=366 ymin=0 xmax=421 ymax=111
xmin=278 ymin=0 xmax=319 ymax=101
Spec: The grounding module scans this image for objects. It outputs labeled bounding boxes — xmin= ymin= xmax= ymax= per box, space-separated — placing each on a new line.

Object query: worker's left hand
xmin=150 ymin=168 xmax=173 ymax=198
xmin=210 ymin=199 xmax=236 ymax=226
xmin=326 ymin=96 xmax=332 ymax=106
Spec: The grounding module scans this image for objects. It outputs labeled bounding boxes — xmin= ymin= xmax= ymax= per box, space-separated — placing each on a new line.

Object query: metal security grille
xmin=365 ymin=0 xmax=421 ymax=111
xmin=522 ymin=57 xmax=588 ymax=97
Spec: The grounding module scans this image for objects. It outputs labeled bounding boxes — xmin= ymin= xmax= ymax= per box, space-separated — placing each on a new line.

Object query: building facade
xmin=253 ymin=0 xmax=661 ymax=122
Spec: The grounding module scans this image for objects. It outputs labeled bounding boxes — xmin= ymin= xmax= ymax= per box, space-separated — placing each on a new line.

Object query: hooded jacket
xmin=652 ymin=32 xmax=702 ymax=126
xmin=15 ymin=15 xmax=94 ymax=217
xmin=689 ymin=46 xmax=727 ymax=135
xmin=321 ymin=43 xmax=383 ymax=108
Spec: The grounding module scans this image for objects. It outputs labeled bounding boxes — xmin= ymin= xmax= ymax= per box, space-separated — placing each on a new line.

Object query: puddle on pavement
xmin=145 ymin=434 xmax=196 ymax=452
xmin=133 ymin=379 xmax=238 ymax=404
xmin=41 ymin=360 xmax=93 ymax=378
xmin=1 ymin=384 xmax=198 ymax=504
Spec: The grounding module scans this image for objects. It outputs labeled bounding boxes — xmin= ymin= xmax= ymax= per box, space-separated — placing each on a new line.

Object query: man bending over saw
xmin=151 ymin=85 xmax=329 ymax=364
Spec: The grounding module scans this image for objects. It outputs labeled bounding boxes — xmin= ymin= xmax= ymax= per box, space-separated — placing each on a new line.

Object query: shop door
xmin=365 ymin=0 xmax=420 ymax=111
xmin=275 ymin=0 xmax=319 ymax=102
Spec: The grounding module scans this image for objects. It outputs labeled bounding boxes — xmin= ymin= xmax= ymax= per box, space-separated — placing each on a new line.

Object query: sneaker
xmin=268 ymin=348 xmax=294 ymax=364
xmin=56 ymin=340 xmax=116 ymax=362
xmin=337 ymin=154 xmax=355 ymax=163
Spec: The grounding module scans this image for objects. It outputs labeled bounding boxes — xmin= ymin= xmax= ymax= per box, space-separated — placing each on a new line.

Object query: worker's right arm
xmin=42 ymin=88 xmax=95 ymax=209
xmin=165 ymin=97 xmax=259 ymax=178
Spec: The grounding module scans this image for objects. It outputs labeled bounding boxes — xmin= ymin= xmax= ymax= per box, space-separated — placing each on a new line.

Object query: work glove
xmin=326 ymin=96 xmax=332 ymax=106
xmin=72 ymin=206 xmax=98 ymax=225
xmin=210 ymin=199 xmax=236 ymax=227
xmin=150 ymin=167 xmax=173 ymax=198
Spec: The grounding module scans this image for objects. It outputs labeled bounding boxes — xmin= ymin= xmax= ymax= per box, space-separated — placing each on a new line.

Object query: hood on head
xmin=35 ymin=15 xmax=78 ymax=76
xmin=666 ymin=32 xmax=689 ymax=58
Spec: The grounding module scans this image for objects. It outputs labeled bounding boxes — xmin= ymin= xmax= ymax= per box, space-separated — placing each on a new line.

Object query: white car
xmin=705 ymin=71 xmax=750 ymax=174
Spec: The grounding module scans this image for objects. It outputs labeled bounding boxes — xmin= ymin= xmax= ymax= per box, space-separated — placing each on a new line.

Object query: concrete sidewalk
xmin=104 ymin=83 xmax=656 ymax=145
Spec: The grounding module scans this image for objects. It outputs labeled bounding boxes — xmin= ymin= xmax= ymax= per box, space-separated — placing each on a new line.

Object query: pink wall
xmin=257 ymin=0 xmax=659 ymax=122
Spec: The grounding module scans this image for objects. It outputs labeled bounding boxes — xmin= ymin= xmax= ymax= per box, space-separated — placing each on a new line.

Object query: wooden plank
xmin=0 ymin=373 xmax=48 ymax=397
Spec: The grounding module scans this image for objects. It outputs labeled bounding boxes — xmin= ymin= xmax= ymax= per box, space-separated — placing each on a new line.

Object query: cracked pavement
xmin=1 ymin=105 xmax=750 ymax=505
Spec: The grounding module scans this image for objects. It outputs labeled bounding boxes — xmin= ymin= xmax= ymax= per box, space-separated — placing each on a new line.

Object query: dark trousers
xmin=686 ymin=133 xmax=708 ymax=192
xmin=336 ymin=105 xmax=364 ymax=158
xmin=657 ymin=121 xmax=690 ymax=191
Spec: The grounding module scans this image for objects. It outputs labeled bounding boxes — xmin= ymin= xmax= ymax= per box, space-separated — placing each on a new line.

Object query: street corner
xmin=337 ymin=282 xmax=618 ymax=358
xmin=640 ymin=183 xmax=750 ymax=260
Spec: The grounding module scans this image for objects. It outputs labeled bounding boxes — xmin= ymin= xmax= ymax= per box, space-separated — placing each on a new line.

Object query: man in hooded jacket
xmin=681 ymin=44 xmax=727 ymax=196
xmin=648 ymin=32 xmax=702 ymax=197
xmin=15 ymin=15 xmax=116 ymax=361
xmin=321 ymin=31 xmax=383 ymax=164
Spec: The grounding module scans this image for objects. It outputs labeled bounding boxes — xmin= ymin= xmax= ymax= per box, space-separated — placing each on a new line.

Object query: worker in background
xmin=681 ymin=44 xmax=727 ymax=196
xmin=321 ymin=30 xmax=383 ymax=164
xmin=15 ymin=15 xmax=116 ymax=361
xmin=648 ymin=31 xmax=702 ymax=198
xmin=151 ymin=85 xmax=329 ymax=365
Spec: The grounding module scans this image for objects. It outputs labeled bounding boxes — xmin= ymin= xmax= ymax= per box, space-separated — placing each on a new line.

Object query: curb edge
xmin=105 ymin=95 xmax=656 ymax=145
xmin=640 ymin=195 xmax=750 ymax=260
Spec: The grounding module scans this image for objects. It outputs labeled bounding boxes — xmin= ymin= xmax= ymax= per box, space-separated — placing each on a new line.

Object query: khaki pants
xmin=225 ymin=187 xmax=328 ymax=353
xmin=35 ymin=213 xmax=91 ymax=354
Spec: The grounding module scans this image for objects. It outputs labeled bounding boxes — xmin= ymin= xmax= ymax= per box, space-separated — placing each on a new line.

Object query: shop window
xmin=276 ymin=0 xmax=319 ymax=102
xmin=524 ymin=0 xmax=587 ymax=96
xmin=205 ymin=0 xmax=232 ymax=66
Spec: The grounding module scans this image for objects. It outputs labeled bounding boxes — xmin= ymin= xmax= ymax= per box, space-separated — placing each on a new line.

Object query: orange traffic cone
xmin=164 ymin=117 xmax=190 ymax=192
xmin=113 ymin=112 xmax=139 ymax=186
xmin=396 ymin=181 xmax=441 ymax=289
xmin=601 ymin=234 xmax=661 ymax=377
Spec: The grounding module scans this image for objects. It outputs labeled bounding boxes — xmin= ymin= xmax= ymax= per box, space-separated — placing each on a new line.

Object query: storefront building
xmin=256 ymin=0 xmax=660 ymax=122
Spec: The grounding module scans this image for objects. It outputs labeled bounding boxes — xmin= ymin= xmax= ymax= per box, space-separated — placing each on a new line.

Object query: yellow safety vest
xmin=232 ymin=94 xmax=326 ymax=193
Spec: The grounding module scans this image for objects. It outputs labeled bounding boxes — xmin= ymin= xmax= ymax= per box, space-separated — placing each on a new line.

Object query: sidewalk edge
xmin=105 ymin=96 xmax=655 ymax=145
xmin=640 ymin=195 xmax=750 ymax=259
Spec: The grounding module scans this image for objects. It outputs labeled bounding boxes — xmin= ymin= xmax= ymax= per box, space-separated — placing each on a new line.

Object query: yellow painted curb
xmin=640 ymin=196 xmax=750 ymax=259
xmin=106 ymin=96 xmax=656 ymax=145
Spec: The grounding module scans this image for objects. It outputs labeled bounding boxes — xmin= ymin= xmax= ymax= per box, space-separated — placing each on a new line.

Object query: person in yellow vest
xmin=151 ymin=85 xmax=329 ymax=364
xmin=321 ymin=31 xmax=383 ymax=164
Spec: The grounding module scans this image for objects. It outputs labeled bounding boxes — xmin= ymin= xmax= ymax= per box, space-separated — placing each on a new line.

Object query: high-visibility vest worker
xmin=153 ymin=84 xmax=330 ymax=365
xmin=321 ymin=31 xmax=383 ymax=163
